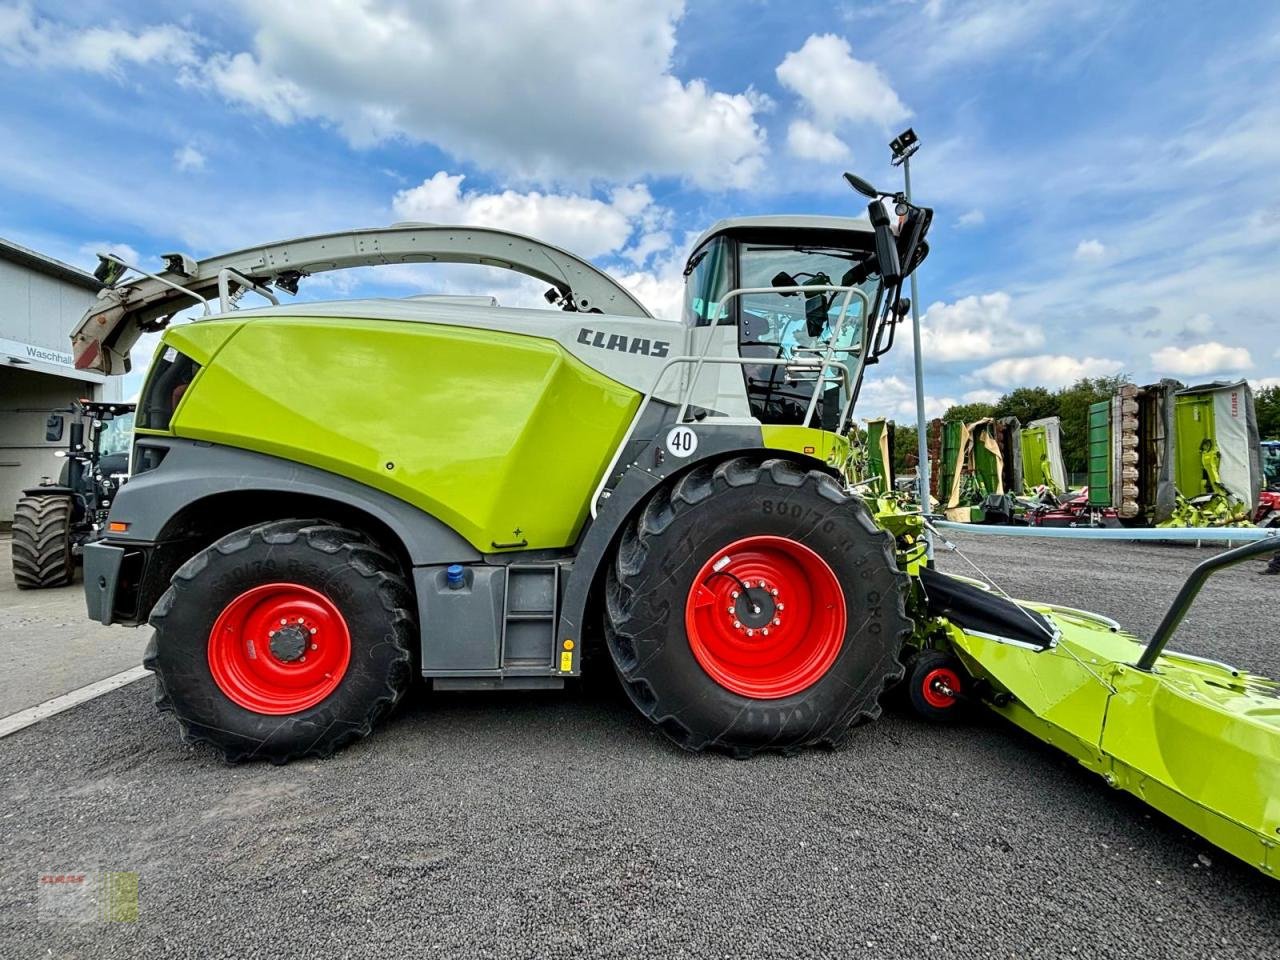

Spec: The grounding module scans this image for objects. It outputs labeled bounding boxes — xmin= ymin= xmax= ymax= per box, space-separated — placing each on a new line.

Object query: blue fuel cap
xmin=446 ymin=564 xmax=465 ymax=589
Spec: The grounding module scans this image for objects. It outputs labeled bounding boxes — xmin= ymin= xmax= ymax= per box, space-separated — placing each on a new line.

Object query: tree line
xmin=890 ymin=378 xmax=1280 ymax=479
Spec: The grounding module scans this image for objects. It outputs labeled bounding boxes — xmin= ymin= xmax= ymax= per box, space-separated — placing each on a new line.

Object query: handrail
xmin=589 ymin=354 xmax=854 ymax=519
xmin=691 ymin=284 xmax=869 ymax=431
xmin=588 ymin=282 xmax=871 ymax=520
xmin=1135 ymin=536 xmax=1280 ymax=670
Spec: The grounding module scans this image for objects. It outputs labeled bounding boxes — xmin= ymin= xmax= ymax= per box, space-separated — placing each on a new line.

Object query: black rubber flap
xmin=920 ymin=567 xmax=1056 ymax=650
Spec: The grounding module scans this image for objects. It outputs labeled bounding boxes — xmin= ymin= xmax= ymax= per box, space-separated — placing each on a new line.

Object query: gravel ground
xmin=1 ymin=533 xmax=1276 ymax=959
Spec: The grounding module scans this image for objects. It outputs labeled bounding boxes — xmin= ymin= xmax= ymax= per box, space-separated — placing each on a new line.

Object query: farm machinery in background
xmin=1088 ymin=380 xmax=1262 ymax=528
xmin=1257 ymin=439 xmax=1280 ymax=527
xmin=923 ymin=379 xmax=1266 ymax=530
xmin=11 ymin=400 xmax=136 ymax=589
xmin=926 ymin=414 xmax=1110 ymax=527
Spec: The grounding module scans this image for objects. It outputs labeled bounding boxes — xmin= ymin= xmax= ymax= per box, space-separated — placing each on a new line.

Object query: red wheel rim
xmin=207 ymin=583 xmax=351 ymax=715
xmin=921 ymin=667 xmax=961 ymax=709
xmin=684 ymin=535 xmax=846 ymax=699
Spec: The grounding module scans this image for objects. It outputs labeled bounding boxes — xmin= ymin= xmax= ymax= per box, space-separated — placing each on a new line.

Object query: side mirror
xmin=45 ymin=414 xmax=65 ymax=442
xmin=895 ymin=206 xmax=933 ymax=279
xmin=843 ymin=172 xmax=880 ymax=199
xmin=771 ymin=271 xmax=798 ymax=295
xmin=868 ymin=200 xmax=902 ymax=286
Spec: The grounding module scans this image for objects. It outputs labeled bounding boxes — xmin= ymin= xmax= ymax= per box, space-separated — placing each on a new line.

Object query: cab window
xmin=682 ymin=237 xmax=733 ymax=327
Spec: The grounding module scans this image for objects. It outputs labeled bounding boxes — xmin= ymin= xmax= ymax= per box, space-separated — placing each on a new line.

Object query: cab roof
xmin=689 ymin=214 xmax=874 ymax=255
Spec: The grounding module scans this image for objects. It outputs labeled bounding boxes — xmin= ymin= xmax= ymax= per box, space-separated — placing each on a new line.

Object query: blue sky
xmin=2 ymin=0 xmax=1278 ymax=417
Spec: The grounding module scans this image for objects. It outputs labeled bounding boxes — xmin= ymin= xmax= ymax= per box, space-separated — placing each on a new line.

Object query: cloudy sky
xmin=2 ymin=0 xmax=1278 ymax=418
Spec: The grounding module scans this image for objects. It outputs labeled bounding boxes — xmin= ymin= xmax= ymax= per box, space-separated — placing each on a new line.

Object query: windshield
xmin=738 ymin=245 xmax=877 ymax=357
xmin=736 ymin=244 xmax=878 ymax=430
xmin=95 ymin=412 xmax=135 ymax=458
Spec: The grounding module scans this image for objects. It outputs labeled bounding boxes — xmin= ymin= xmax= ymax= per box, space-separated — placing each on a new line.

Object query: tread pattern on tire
xmin=11 ymin=494 xmax=73 ymax=589
xmin=605 ymin=457 xmax=912 ymax=757
xmin=146 ymin=519 xmax=415 ymax=763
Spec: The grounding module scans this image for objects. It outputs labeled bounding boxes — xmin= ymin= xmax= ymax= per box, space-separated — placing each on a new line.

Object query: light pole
xmin=890 ymin=128 xmax=932 ymax=558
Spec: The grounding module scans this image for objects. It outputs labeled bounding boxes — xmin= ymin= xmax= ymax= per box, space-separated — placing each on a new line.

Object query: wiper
xmin=683 ymin=249 xmax=708 ymax=277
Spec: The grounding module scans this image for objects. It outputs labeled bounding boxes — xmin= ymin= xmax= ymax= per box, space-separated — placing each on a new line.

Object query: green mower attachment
xmin=906 ymin=534 xmax=1280 ymax=878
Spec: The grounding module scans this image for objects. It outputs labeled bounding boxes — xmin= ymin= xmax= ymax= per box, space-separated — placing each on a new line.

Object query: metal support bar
xmin=217 ymin=268 xmax=280 ymax=314
xmin=103 ymin=255 xmax=210 ymax=316
xmin=932 ymin=521 xmax=1278 ymax=542
xmin=902 ymin=156 xmax=932 ymax=561
xmin=700 ymin=284 xmax=870 ymax=431
xmin=1135 ymin=537 xmax=1280 ymax=670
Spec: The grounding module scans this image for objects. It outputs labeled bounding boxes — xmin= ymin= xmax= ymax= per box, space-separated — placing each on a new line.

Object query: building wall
xmin=1 ymin=247 xmax=120 ymax=524
xmin=0 ymin=257 xmax=98 ymax=360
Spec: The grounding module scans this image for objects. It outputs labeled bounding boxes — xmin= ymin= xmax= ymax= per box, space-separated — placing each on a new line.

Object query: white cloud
xmin=975 ymin=354 xmax=1124 ymax=388
xmin=961 ymin=388 xmax=1001 ymax=404
xmin=916 ymin=0 xmax=1112 ymax=69
xmin=856 ymin=375 xmax=953 ymax=421
xmin=173 ymin=144 xmax=205 ymax=172
xmin=1074 ymin=238 xmax=1106 ymax=261
xmin=618 ymin=265 xmax=685 ymax=322
xmin=190 ymin=1 xmax=767 ymax=188
xmin=919 ymin=292 xmax=1043 ymax=362
xmin=1150 ymin=341 xmax=1253 ymax=376
xmin=391 ymin=172 xmax=662 ymax=261
xmin=0 ymin=4 xmax=196 ymax=73
xmin=776 ymin=34 xmax=910 ymax=129
xmin=201 ymin=51 xmax=309 ymax=125
xmin=786 ymin=119 xmax=850 ymax=161
xmin=1251 ymin=377 xmax=1280 ymax=390
xmin=956 ymin=208 xmax=985 ymax=228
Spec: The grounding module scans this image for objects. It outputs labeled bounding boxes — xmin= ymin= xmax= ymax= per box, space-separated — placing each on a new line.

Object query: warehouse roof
xmin=0 ymin=236 xmax=102 ymax=292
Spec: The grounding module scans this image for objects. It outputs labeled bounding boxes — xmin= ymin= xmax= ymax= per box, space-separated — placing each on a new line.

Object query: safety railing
xmin=589 ymin=283 xmax=870 ymax=520
xmin=1135 ymin=536 xmax=1280 ymax=670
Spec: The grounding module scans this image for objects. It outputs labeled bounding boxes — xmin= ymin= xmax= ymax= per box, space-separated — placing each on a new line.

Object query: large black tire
xmin=11 ymin=494 xmax=73 ymax=589
xmin=605 ymin=457 xmax=911 ymax=757
xmin=146 ymin=519 xmax=415 ymax=763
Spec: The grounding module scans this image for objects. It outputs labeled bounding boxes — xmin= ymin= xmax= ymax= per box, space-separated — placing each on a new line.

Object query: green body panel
xmin=863 ymin=418 xmax=893 ymax=496
xmin=760 ymin=425 xmax=848 ymax=472
xmin=1021 ymin=424 xmax=1051 ymax=490
xmin=1102 ymin=660 xmax=1280 ymax=873
xmin=970 ymin=421 xmax=1003 ymax=496
xmin=1087 ymin=401 xmax=1110 ymax=507
xmin=164 ymin=320 xmax=246 ymax=367
xmin=1173 ymin=392 xmax=1215 ymax=496
xmin=933 ymin=419 xmax=963 ymax=509
xmin=166 ymin=316 xmax=641 ymax=551
xmin=944 ymin=602 xmax=1280 ymax=876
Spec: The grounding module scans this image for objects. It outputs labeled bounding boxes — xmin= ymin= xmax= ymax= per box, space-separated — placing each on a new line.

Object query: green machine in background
xmin=1088 ymin=379 xmax=1260 ymax=526
xmin=1169 ymin=382 xmax=1262 ymax=525
xmin=1020 ymin=417 xmax=1067 ymax=494
xmin=863 ymin=417 xmax=896 ymax=497
xmin=931 ymin=416 xmax=1021 ymax=523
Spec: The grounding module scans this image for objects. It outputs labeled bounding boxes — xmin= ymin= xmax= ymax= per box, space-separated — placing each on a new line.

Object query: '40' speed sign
xmin=665 ymin=426 xmax=698 ymax=457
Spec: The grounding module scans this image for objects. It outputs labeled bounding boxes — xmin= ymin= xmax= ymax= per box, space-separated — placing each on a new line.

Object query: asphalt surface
xmin=0 ymin=535 xmax=150 ymax=715
xmin=1 ymin=533 xmax=1277 ymax=958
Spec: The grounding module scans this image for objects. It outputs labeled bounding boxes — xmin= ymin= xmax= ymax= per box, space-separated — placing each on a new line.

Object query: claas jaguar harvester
xmin=71 ymin=174 xmax=1280 ymax=877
